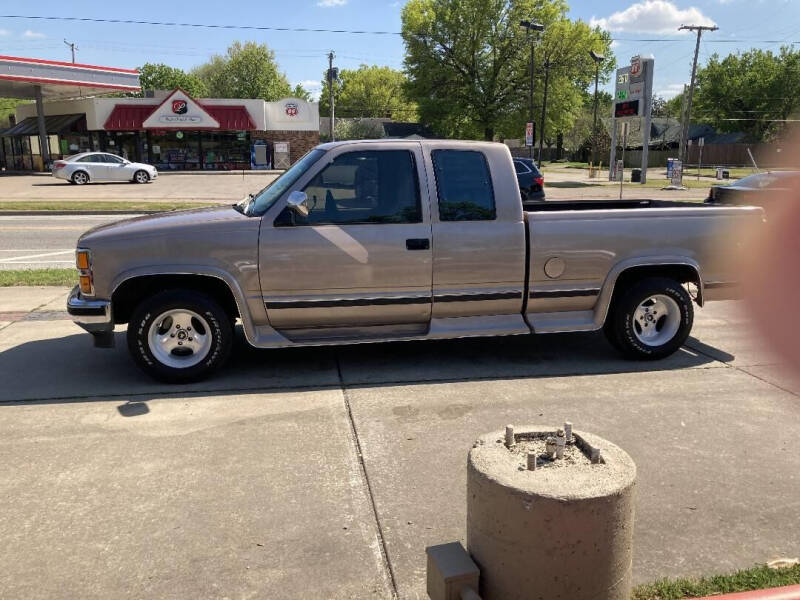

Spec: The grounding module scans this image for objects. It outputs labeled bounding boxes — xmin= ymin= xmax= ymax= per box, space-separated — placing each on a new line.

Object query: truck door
xmin=259 ymin=144 xmax=433 ymax=336
xmin=426 ymin=147 xmax=527 ymax=318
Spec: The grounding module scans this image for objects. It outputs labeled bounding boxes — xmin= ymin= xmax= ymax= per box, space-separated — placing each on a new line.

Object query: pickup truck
xmin=67 ymin=140 xmax=763 ymax=382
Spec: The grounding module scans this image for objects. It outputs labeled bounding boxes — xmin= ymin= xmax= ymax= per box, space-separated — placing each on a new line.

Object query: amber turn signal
xmin=76 ymin=251 xmax=90 ymax=270
xmin=79 ymin=275 xmax=92 ymax=294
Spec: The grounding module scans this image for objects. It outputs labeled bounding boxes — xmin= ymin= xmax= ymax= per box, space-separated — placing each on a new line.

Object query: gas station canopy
xmin=0 ymin=55 xmax=140 ymax=99
xmin=0 ymin=54 xmax=140 ymax=166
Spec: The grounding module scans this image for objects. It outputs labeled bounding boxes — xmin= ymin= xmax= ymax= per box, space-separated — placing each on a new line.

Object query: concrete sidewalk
xmin=1 ymin=287 xmax=799 ymax=599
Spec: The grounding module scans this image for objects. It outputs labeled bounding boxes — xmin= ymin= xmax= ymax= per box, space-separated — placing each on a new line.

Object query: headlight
xmin=76 ymin=249 xmax=93 ymax=295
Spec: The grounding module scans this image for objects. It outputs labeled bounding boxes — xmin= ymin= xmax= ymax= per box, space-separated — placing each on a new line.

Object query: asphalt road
xmin=0 ymin=214 xmax=138 ymax=270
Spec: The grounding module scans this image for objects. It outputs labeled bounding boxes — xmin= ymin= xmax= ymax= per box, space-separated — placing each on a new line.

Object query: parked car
xmin=513 ymin=157 xmax=545 ymax=203
xmin=706 ymin=170 xmax=800 ymax=208
xmin=52 ymin=152 xmax=158 ymax=185
xmin=68 ymin=139 xmax=762 ymax=382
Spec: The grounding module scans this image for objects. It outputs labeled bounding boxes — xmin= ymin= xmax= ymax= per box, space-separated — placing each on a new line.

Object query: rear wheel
xmin=604 ymin=277 xmax=693 ymax=360
xmin=127 ymin=290 xmax=233 ymax=383
xmin=71 ymin=171 xmax=89 ymax=185
xmin=133 ymin=170 xmax=149 ymax=184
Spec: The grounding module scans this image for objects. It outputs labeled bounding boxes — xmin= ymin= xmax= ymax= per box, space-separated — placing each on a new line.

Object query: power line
xmin=0 ymin=14 xmax=400 ymax=35
xmin=2 ymin=15 xmax=800 ymax=44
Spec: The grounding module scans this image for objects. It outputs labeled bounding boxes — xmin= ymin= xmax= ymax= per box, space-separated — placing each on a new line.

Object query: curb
xmin=0 ymin=210 xmax=158 ymax=216
xmin=695 ymin=585 xmax=800 ymax=599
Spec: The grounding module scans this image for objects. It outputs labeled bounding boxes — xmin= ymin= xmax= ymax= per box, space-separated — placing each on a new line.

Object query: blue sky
xmin=1 ymin=0 xmax=797 ymax=101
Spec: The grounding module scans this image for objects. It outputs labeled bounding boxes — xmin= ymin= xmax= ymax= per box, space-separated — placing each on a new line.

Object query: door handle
xmin=406 ymin=238 xmax=430 ymax=251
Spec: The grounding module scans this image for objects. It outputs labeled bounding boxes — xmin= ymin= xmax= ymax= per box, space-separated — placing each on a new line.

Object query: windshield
xmin=244 ymin=149 xmax=325 ymax=216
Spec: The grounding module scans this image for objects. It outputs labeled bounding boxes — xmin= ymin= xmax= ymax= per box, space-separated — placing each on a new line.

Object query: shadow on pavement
xmin=31 ymin=181 xmax=139 ymax=187
xmin=545 ymin=181 xmax=601 ymax=188
xmin=0 ymin=325 xmax=727 ymax=406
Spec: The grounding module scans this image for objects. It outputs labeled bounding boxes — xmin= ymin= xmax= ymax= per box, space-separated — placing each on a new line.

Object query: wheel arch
xmin=111 ymin=272 xmax=243 ymax=330
xmin=71 ymin=169 xmax=91 ymax=182
xmin=593 ymin=258 xmax=703 ymax=329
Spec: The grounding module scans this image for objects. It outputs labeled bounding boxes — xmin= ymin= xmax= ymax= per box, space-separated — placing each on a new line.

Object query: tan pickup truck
xmin=67 ymin=140 xmax=763 ymax=382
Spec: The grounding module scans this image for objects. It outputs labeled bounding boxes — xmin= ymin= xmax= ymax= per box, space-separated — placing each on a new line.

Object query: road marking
xmin=0 ymin=261 xmax=75 ymax=265
xmin=0 ymin=250 xmax=74 ymax=263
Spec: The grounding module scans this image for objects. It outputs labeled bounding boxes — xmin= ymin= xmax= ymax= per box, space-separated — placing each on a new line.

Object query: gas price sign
xmin=613 ymin=56 xmax=652 ymax=119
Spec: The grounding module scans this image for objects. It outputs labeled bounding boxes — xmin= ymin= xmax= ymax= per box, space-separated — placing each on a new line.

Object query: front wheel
xmin=604 ymin=277 xmax=693 ymax=360
xmin=133 ymin=170 xmax=150 ymax=184
xmin=127 ymin=290 xmax=233 ymax=383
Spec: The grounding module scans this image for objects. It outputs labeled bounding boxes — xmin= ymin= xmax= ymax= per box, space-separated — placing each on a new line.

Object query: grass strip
xmin=632 ymin=564 xmax=800 ymax=599
xmin=0 ymin=201 xmax=219 ymax=212
xmin=0 ymin=269 xmax=78 ymax=287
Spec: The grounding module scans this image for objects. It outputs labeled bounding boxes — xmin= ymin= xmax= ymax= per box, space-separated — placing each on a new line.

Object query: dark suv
xmin=513 ymin=157 xmax=545 ymax=203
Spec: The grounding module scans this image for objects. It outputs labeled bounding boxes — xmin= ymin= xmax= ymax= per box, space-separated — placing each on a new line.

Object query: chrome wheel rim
xmin=147 ymin=309 xmax=212 ymax=369
xmin=632 ymin=294 xmax=681 ymax=346
xmin=136 ymin=171 xmax=148 ymax=183
xmin=74 ymin=172 xmax=87 ymax=184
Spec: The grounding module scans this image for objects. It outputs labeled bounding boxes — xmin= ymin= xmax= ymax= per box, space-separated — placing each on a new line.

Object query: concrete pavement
xmin=1 ymin=288 xmax=799 ymax=598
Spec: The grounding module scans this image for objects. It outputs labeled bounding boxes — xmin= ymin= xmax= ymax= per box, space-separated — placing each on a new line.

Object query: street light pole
xmin=529 ymin=40 xmax=535 ymax=159
xmin=519 ymin=20 xmax=544 ymax=160
xmin=537 ymin=58 xmax=550 ymax=168
xmin=589 ymin=51 xmax=605 ymax=174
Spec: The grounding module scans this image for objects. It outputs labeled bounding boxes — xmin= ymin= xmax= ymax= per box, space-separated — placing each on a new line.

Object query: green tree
xmin=135 ymin=63 xmax=208 ymax=97
xmin=291 ymin=84 xmax=312 ymax=101
xmin=320 ymin=64 xmax=417 ymax=121
xmin=0 ymin=98 xmax=24 ymax=127
xmin=193 ymin=41 xmax=292 ymax=100
xmin=694 ymin=47 xmax=800 ymax=141
xmin=401 ymin=0 xmax=614 ymax=140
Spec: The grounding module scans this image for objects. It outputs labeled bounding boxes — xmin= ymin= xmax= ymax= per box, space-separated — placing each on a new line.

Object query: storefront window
xmin=201 ymin=131 xmax=251 ymax=170
xmin=149 ymin=130 xmax=201 ymax=171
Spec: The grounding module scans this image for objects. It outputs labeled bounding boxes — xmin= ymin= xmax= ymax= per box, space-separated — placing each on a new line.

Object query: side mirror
xmin=286 ymin=190 xmax=309 ymax=218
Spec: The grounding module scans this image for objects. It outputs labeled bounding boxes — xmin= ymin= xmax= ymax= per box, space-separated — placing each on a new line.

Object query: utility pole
xmin=589 ymin=51 xmax=605 ymax=174
xmin=63 ymin=39 xmax=77 ymax=63
xmin=677 ymin=83 xmax=689 ymax=165
xmin=519 ymin=20 xmax=544 ymax=160
xmin=678 ymin=24 xmax=717 ymax=163
xmin=327 ymin=51 xmax=337 ymax=142
xmin=537 ymin=58 xmax=551 ymax=168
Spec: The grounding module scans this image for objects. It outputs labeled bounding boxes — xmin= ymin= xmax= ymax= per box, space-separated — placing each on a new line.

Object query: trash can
xmin=631 ymin=168 xmax=642 ymax=182
xmin=722 ymin=169 xmax=730 ymax=179
xmin=716 ymin=167 xmax=724 ymax=180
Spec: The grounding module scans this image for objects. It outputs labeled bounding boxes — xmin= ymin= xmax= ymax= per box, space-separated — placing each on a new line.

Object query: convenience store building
xmin=3 ymin=86 xmax=319 ymax=171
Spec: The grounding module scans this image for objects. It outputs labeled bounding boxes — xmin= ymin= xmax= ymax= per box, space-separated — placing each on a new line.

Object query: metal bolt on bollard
xmin=504 ymin=425 xmax=515 ymax=448
xmin=527 ymin=452 xmax=537 ymax=471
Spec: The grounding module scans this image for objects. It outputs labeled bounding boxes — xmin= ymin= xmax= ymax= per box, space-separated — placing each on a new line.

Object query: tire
xmin=604 ymin=277 xmax=693 ymax=360
xmin=127 ymin=290 xmax=233 ymax=383
xmin=133 ymin=170 xmax=150 ymax=184
xmin=71 ymin=171 xmax=89 ymax=185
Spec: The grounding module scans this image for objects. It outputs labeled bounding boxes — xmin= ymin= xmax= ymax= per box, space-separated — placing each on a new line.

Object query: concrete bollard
xmin=467 ymin=426 xmax=636 ymax=600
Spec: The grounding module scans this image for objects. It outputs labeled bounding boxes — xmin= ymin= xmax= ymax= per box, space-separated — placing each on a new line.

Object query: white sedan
xmin=52 ymin=152 xmax=158 ymax=185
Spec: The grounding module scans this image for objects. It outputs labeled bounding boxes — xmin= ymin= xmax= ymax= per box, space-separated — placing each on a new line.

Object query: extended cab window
xmin=285 ymin=150 xmax=421 ymax=226
xmin=432 ymin=150 xmax=496 ymax=221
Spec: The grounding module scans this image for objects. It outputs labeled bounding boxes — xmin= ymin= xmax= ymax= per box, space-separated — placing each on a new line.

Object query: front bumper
xmin=66 ymin=285 xmax=115 ymax=347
